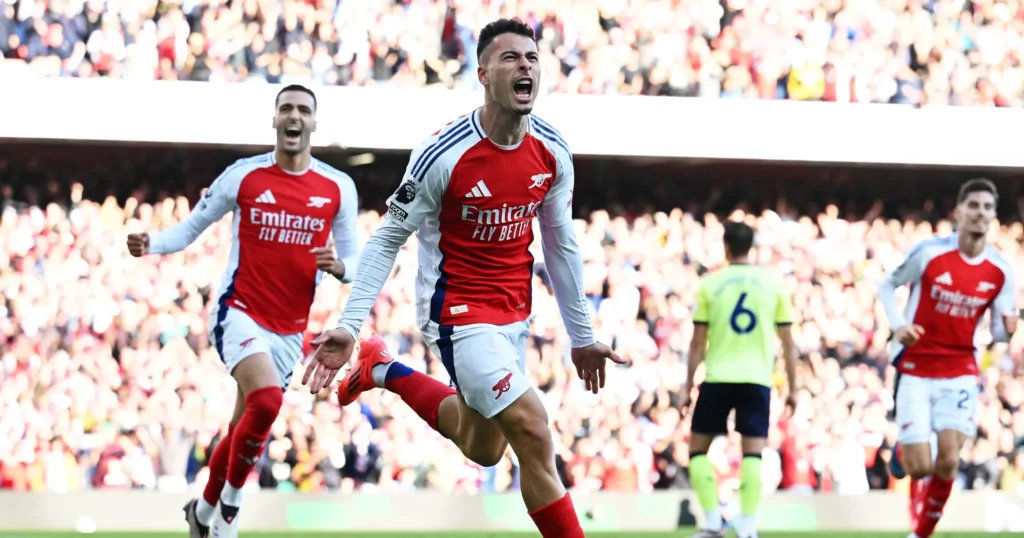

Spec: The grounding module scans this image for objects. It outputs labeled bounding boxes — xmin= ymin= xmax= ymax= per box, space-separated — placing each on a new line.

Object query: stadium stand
xmin=1 ymin=144 xmax=1023 ymax=502
xmin=2 ymin=0 xmax=1024 ymax=105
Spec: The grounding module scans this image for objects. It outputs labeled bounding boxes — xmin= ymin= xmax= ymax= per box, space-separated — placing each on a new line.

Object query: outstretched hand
xmin=302 ymin=328 xmax=357 ymax=394
xmin=571 ymin=342 xmax=629 ymax=394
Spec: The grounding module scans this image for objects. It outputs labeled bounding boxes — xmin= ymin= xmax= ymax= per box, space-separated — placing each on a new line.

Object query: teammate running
xmin=879 ymin=178 xmax=1016 ymax=538
xmin=301 ymin=18 xmax=624 ymax=538
xmin=682 ymin=221 xmax=798 ymax=538
xmin=126 ymin=85 xmax=359 ymax=538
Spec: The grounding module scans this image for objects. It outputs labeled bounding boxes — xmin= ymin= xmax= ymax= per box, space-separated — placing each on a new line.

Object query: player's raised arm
xmin=877 ymin=241 xmax=930 ymax=342
xmin=303 ymin=146 xmax=446 ymax=392
xmin=128 ymin=162 xmax=243 ymax=257
xmin=326 ymin=172 xmax=360 ymax=283
xmin=536 ymin=146 xmax=625 ymax=393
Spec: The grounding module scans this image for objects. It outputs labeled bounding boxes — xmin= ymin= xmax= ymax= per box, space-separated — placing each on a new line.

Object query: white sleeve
xmin=382 ymin=140 xmax=450 ymax=233
xmin=538 ymin=153 xmax=595 ymax=348
xmin=336 ymin=145 xmax=447 ymax=339
xmin=335 ymin=223 xmax=411 ymax=340
xmin=877 ymin=242 xmax=930 ymax=330
xmin=990 ymin=263 xmax=1017 ymax=343
xmin=331 ymin=175 xmax=360 ymax=284
xmin=537 ymin=150 xmax=574 ymax=227
xmin=149 ymin=164 xmax=240 ymax=255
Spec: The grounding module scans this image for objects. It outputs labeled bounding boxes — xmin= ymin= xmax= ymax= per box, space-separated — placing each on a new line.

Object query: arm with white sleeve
xmin=537 ymin=153 xmax=596 ymax=349
xmin=877 ymin=244 xmax=929 ymax=331
xmin=335 ymin=156 xmax=446 ymax=340
xmin=148 ymin=166 xmax=240 ymax=255
xmin=989 ymin=263 xmax=1018 ymax=343
xmin=329 ymin=175 xmax=361 ymax=283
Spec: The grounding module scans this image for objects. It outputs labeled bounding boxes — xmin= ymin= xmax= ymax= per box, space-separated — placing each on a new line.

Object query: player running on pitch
xmin=302 ymin=18 xmax=624 ymax=538
xmin=879 ymin=178 xmax=1017 ymax=538
xmin=681 ymin=221 xmax=799 ymax=538
xmin=126 ymin=85 xmax=359 ymax=538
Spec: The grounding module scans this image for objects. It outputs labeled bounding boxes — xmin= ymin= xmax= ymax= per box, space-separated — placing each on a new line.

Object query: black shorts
xmin=690 ymin=382 xmax=771 ymax=438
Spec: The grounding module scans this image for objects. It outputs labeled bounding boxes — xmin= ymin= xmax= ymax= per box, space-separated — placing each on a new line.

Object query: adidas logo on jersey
xmin=465 ymin=180 xmax=492 ymax=199
xmin=256 ymin=190 xmax=277 ymax=204
xmin=935 ymin=272 xmax=953 ymax=285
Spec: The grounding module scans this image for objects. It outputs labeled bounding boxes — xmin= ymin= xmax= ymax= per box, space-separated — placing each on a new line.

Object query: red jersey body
xmin=149 ymin=152 xmax=360 ymax=334
xmin=382 ymin=109 xmax=575 ymax=327
xmin=884 ymin=235 xmax=1016 ymax=378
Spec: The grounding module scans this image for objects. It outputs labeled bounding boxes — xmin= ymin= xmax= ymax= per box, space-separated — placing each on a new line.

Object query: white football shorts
xmin=421 ymin=320 xmax=531 ymax=419
xmin=895 ymin=373 xmax=979 ymax=445
xmin=209 ymin=305 xmax=304 ymax=389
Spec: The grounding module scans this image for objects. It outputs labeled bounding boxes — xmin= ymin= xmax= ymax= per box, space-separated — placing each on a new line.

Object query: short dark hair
xmin=723 ymin=221 xmax=755 ymax=259
xmin=276 ymin=84 xmax=317 ymax=110
xmin=957 ymin=178 xmax=997 ymax=204
xmin=477 ymin=18 xmax=535 ymax=62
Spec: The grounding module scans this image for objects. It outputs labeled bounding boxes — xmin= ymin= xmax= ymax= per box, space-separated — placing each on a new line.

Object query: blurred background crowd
xmin=3 ymin=0 xmax=1024 ymax=105
xmin=1 ymin=148 xmax=1023 ymax=502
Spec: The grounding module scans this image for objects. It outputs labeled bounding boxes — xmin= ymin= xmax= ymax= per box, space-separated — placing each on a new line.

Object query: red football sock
xmin=226 ymin=386 xmax=282 ymax=488
xmin=203 ymin=424 xmax=235 ymax=506
xmin=384 ymin=364 xmax=455 ymax=432
xmin=529 ymin=493 xmax=585 ymax=538
xmin=908 ymin=478 xmax=921 ymax=528
xmin=914 ymin=475 xmax=953 ymax=538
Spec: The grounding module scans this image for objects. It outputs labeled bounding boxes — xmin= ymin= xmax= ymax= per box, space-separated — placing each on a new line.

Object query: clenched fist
xmin=893 ymin=324 xmax=925 ymax=346
xmin=126 ymin=233 xmax=151 ymax=257
xmin=310 ymin=245 xmax=345 ymax=279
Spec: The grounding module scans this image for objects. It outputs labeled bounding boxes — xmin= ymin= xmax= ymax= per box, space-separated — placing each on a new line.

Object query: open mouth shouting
xmin=512 ymin=77 xmax=534 ymax=103
xmin=284 ymin=126 xmax=302 ymax=143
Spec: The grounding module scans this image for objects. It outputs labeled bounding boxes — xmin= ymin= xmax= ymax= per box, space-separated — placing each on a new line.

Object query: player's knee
xmin=903 ymin=452 xmax=932 ymax=479
xmin=244 ymin=386 xmax=284 ymax=429
xmin=906 ymin=463 xmax=931 ymax=480
xmin=933 ymin=452 xmax=959 ymax=478
xmin=505 ymin=418 xmax=553 ymax=459
xmin=495 ymin=392 xmax=552 ymax=461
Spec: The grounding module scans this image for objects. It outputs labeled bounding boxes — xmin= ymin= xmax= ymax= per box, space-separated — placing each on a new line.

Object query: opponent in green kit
xmin=682 ymin=221 xmax=799 ymax=538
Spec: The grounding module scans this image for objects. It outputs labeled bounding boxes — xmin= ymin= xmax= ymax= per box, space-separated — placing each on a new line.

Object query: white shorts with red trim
xmin=895 ymin=373 xmax=979 ymax=445
xmin=421 ymin=320 xmax=531 ymax=419
xmin=209 ymin=306 xmax=303 ymax=389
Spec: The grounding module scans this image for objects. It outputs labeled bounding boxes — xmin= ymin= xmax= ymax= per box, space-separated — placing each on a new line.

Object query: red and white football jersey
xmin=149 ymin=152 xmax=359 ymax=334
xmin=883 ymin=234 xmax=1016 ymax=378
xmin=383 ymin=109 xmax=574 ymax=327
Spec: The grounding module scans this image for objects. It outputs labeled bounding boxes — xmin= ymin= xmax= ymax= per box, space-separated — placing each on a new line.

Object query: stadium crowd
xmin=2 ymin=156 xmax=1024 ymax=502
xmin=3 ymin=0 xmax=1024 ymax=105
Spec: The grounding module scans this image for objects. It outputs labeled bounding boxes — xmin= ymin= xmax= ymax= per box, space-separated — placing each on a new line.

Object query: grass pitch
xmin=0 ymin=531 xmax=1012 ymax=537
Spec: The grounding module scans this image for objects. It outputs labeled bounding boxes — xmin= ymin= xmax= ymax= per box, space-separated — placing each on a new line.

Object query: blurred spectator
xmin=3 ymin=0 xmax=1024 ymax=106
xmin=2 ymin=150 xmax=1024 ymax=499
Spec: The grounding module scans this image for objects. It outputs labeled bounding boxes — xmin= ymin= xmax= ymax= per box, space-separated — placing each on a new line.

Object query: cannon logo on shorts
xmin=492 ymin=372 xmax=513 ymax=400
